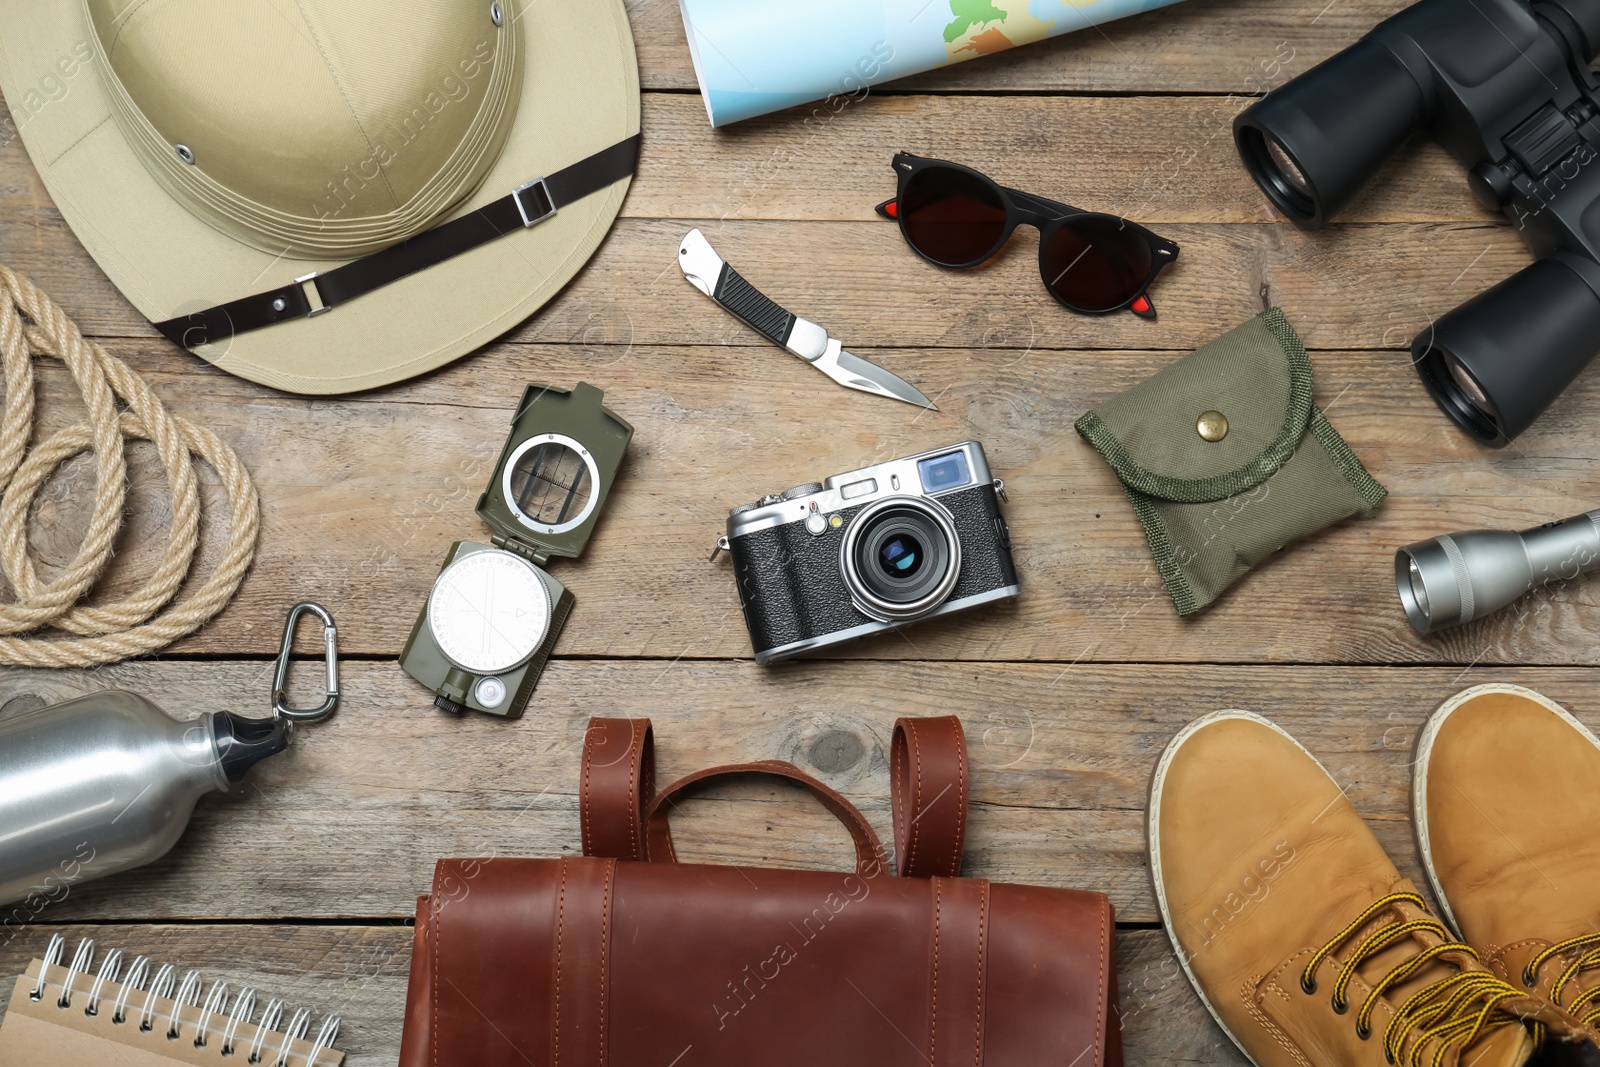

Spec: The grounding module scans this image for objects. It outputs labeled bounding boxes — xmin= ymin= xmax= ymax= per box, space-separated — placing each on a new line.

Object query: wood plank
xmin=629 ymin=0 xmax=1409 ymax=95
xmin=0 ymin=174 xmax=1541 ymax=351
xmin=7 ymin=333 xmax=1600 ymax=665
xmin=0 ymin=126 xmax=1529 ymax=343
xmin=3 ymin=661 xmax=1594 ymax=925
xmin=0 ymin=924 xmax=1238 ymax=1067
xmin=3 ymin=93 xmax=1478 ymax=230
xmin=626 ymin=95 xmax=1471 ymax=225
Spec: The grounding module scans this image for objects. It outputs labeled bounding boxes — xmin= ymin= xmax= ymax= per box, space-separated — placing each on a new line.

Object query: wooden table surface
xmin=4 ymin=0 xmax=1600 ymax=1062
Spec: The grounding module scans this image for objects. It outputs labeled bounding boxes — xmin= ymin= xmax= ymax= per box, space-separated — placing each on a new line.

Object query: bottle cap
xmin=210 ymin=712 xmax=292 ymax=783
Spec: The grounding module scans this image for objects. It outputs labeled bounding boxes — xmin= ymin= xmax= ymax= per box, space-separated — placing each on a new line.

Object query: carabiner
xmin=273 ymin=602 xmax=340 ymax=722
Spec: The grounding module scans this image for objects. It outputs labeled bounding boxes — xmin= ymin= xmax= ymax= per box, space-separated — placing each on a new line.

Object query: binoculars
xmin=1235 ymin=0 xmax=1600 ymax=446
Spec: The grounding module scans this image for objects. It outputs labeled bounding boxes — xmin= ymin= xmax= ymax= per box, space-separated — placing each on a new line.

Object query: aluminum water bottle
xmin=0 ymin=691 xmax=293 ymax=907
xmin=0 ymin=603 xmax=339 ymax=909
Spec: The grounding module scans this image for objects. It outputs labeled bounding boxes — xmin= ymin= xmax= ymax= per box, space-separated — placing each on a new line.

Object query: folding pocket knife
xmin=677 ymin=228 xmax=936 ymax=410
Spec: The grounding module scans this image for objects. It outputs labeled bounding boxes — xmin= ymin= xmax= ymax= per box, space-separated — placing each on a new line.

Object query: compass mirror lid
xmin=477 ymin=382 xmax=634 ymax=561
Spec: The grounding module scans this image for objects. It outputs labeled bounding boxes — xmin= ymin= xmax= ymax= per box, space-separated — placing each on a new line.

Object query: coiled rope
xmin=0 ymin=265 xmax=258 ymax=666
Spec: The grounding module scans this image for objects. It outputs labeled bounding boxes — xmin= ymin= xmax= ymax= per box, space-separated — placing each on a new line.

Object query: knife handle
xmin=714 ymin=264 xmax=796 ymax=348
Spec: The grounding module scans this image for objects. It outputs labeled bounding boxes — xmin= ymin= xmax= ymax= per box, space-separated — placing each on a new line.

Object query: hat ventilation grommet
xmin=490 ymin=1 xmax=503 ymax=26
xmin=174 ymin=144 xmax=195 ymax=165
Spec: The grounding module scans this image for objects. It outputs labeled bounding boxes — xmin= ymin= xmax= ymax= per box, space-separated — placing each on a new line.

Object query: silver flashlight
xmin=1396 ymin=510 xmax=1600 ymax=634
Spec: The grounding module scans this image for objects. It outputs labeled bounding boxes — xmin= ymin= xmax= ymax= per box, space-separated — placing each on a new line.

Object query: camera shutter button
xmin=783 ymin=482 xmax=824 ymax=500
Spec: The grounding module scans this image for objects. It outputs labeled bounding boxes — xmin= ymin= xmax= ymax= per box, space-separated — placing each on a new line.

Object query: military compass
xmin=399 ymin=382 xmax=632 ymax=717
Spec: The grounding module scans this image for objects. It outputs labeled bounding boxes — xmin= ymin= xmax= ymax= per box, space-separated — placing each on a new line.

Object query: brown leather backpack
xmin=397 ymin=716 xmax=1121 ymax=1067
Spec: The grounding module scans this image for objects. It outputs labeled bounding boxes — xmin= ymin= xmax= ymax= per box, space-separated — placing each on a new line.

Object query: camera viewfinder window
xmin=917 ymin=450 xmax=972 ymax=493
xmin=509 ymin=442 xmax=593 ymax=527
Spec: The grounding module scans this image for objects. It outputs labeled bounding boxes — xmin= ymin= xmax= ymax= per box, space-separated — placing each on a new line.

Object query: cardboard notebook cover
xmin=0 ymin=953 xmax=344 ymax=1067
xmin=398 ymin=716 xmax=1121 ymax=1067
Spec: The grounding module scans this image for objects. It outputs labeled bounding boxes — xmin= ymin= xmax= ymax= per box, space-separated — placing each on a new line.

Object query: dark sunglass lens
xmin=900 ymin=166 xmax=1007 ymax=266
xmin=1042 ymin=215 xmax=1154 ymax=312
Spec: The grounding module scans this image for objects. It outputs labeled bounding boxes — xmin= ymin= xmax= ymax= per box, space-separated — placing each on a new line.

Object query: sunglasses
xmin=876 ymin=153 xmax=1179 ymax=320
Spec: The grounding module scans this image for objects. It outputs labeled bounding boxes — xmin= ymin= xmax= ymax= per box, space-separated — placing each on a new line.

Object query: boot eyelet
xmin=1301 ymin=976 xmax=1318 ymax=995
xmin=1332 ymin=996 xmax=1349 ymax=1015
xmin=1357 ymin=1023 xmax=1372 ymax=1041
xmin=1522 ymin=967 xmax=1537 ymax=988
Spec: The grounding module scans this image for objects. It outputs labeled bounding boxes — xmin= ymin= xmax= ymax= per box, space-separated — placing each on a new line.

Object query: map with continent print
xmin=944 ymin=0 xmax=1052 ymax=59
xmin=944 ymin=0 xmax=1132 ymax=61
xmin=678 ymin=0 xmax=1186 ymax=126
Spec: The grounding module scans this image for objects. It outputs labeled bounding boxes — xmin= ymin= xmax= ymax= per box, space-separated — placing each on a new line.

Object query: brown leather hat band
xmin=153 ymin=132 xmax=641 ymax=352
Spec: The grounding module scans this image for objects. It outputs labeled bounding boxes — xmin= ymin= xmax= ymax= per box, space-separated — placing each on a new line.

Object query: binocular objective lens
xmin=1265 ymin=136 xmax=1310 ymax=195
xmin=1443 ymin=353 xmax=1491 ymax=414
xmin=1408 ymin=557 xmax=1430 ymax=620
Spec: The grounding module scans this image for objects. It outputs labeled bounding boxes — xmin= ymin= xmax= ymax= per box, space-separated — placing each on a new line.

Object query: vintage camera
xmin=1234 ymin=0 xmax=1600 ymax=445
xmin=399 ymin=383 xmax=632 ymax=718
xmin=718 ymin=441 xmax=1019 ymax=664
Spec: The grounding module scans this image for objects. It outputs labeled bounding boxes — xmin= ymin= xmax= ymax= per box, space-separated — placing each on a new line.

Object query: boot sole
xmin=1148 ymin=708 xmax=1342 ymax=1067
xmin=1412 ymin=682 xmax=1600 ymax=937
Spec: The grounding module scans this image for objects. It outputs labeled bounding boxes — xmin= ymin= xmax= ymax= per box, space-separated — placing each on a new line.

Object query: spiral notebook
xmin=0 ymin=935 xmax=345 ymax=1067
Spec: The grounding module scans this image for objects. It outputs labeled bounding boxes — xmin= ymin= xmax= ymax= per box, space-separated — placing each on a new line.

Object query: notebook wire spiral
xmin=21 ymin=934 xmax=341 ymax=1067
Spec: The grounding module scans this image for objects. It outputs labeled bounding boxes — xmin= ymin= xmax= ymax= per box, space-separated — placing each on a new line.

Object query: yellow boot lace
xmin=1524 ymin=932 xmax=1600 ymax=1027
xmin=1301 ymin=893 xmax=1542 ymax=1067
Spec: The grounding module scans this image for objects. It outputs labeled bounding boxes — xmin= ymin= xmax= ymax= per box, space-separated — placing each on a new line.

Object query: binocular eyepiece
xmin=1396 ymin=510 xmax=1600 ymax=632
xmin=1235 ymin=0 xmax=1600 ymax=446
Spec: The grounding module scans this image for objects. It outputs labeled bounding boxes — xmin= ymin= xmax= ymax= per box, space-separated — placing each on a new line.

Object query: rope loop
xmin=0 ymin=265 xmax=259 ymax=667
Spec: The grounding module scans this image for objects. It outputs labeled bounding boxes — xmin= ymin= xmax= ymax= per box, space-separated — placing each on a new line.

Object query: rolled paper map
xmin=677 ymin=0 xmax=1187 ymax=127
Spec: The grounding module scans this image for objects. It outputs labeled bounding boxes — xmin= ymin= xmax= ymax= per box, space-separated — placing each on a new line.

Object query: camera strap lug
xmin=992 ymin=478 xmax=1008 ymax=503
xmin=710 ymin=535 xmax=730 ymax=563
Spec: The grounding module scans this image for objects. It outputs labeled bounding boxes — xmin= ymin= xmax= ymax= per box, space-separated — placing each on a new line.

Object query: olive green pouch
xmin=1074 ymin=308 xmax=1387 ymax=616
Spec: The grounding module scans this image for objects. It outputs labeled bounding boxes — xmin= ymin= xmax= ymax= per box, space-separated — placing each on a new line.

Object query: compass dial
xmin=427 ymin=550 xmax=552 ymax=674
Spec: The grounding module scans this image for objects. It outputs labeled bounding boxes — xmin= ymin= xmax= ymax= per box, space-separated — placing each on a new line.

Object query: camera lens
xmin=860 ymin=511 xmax=947 ymax=603
xmin=841 ymin=497 xmax=963 ymax=623
xmin=878 ymin=534 xmax=924 ymax=579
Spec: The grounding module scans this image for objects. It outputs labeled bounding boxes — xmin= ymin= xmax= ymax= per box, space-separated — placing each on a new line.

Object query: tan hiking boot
xmin=1415 ymin=684 xmax=1600 ymax=1033
xmin=1150 ymin=710 xmax=1592 ymax=1067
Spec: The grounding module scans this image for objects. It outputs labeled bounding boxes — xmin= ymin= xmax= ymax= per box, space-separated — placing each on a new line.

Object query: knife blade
xmin=677 ymin=228 xmax=936 ymax=410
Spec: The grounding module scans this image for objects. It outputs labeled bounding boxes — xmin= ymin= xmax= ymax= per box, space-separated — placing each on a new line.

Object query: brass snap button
xmin=1197 ymin=410 xmax=1229 ymax=442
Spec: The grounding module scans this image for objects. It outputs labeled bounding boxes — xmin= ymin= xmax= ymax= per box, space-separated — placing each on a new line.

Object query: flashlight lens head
xmin=1408 ymin=557 xmax=1430 ymax=618
xmin=1396 ymin=548 xmax=1440 ymax=633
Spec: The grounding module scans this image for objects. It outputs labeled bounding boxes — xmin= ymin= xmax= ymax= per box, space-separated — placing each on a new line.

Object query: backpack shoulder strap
xmin=579 ymin=717 xmax=654 ymax=861
xmin=891 ymin=716 xmax=969 ymax=878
